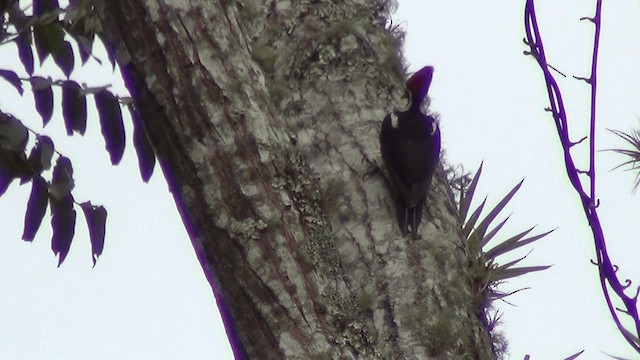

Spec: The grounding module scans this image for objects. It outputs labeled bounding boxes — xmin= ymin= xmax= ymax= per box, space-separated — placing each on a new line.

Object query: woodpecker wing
xmin=380 ymin=111 xmax=440 ymax=207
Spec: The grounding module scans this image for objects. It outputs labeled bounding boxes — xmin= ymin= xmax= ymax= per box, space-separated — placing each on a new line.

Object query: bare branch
xmin=524 ymin=0 xmax=640 ymax=353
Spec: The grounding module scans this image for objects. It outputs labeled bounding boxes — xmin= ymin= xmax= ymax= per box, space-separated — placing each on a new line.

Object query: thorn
xmin=546 ymin=63 xmax=567 ymax=77
xmin=579 ymin=16 xmax=596 ymax=23
xmin=616 ymin=306 xmax=630 ymax=315
xmin=570 ymin=136 xmax=588 ymax=147
xmin=572 ymin=75 xmax=591 ymax=84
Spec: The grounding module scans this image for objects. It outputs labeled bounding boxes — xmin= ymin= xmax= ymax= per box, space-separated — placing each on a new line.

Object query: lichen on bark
xmin=94 ymin=0 xmax=494 ymax=358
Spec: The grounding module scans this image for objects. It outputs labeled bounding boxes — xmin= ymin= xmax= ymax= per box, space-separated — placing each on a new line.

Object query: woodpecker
xmin=379 ymin=66 xmax=441 ymax=239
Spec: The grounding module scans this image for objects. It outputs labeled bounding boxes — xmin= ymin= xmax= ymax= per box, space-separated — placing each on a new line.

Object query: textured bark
xmin=94 ymin=0 xmax=493 ymax=358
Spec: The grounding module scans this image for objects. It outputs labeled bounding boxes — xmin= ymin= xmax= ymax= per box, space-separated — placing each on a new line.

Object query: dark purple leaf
xmin=65 ymin=24 xmax=94 ymax=65
xmin=0 ymin=69 xmax=24 ymax=95
xmin=95 ymin=89 xmax=125 ymax=164
xmin=97 ymin=34 xmax=116 ymax=70
xmin=61 ymin=80 xmax=87 ymax=135
xmin=75 ymin=35 xmax=93 ymax=65
xmin=36 ymin=136 xmax=54 ymax=171
xmin=33 ymin=0 xmax=60 ymax=16
xmin=52 ymin=40 xmax=74 ymax=79
xmin=50 ymin=193 xmax=75 ymax=266
xmin=0 ymin=113 xmax=29 ymax=151
xmin=6 ymin=1 xmax=31 ymax=30
xmin=33 ymin=23 xmax=65 ymax=64
xmin=49 ymin=155 xmax=75 ymax=265
xmin=23 ymin=135 xmax=54 ymax=182
xmin=30 ymin=76 xmax=54 ymax=126
xmin=50 ymin=156 xmax=74 ymax=200
xmin=29 ymin=135 xmax=55 ymax=169
xmin=22 ymin=175 xmax=49 ymax=241
xmin=0 ymin=162 xmax=16 ymax=197
xmin=0 ymin=115 xmax=30 ymax=194
xmin=130 ymin=106 xmax=155 ymax=182
xmin=80 ymin=202 xmax=106 ymax=266
xmin=0 ymin=149 xmax=32 ymax=188
xmin=0 ymin=0 xmax=9 ymax=14
xmin=15 ymin=31 xmax=35 ymax=75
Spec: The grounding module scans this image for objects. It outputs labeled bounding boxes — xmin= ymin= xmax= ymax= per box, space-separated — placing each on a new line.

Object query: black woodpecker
xmin=379 ymin=66 xmax=441 ymax=239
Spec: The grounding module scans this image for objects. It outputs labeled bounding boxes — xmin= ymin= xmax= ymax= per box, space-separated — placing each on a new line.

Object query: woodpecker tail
xmin=396 ymin=203 xmax=409 ymax=237
xmin=410 ymin=199 xmax=424 ymax=240
xmin=396 ymin=198 xmax=425 ymax=240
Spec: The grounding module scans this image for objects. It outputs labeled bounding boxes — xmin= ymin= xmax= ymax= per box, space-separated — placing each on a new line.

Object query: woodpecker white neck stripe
xmin=390 ymin=113 xmax=399 ymax=129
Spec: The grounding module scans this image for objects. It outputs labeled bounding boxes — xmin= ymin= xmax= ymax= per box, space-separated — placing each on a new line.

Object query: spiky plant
xmin=456 ymin=162 xmax=554 ymax=356
xmin=608 ymin=128 xmax=640 ymax=191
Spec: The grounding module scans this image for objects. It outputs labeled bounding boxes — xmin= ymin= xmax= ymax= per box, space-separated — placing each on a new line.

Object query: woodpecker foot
xmin=362 ymin=156 xmax=382 ymax=181
xmin=363 ymin=165 xmax=380 ymax=180
xmin=410 ymin=201 xmax=425 ymax=240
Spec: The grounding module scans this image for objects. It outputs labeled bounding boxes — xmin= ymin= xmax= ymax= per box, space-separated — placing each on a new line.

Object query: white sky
xmin=395 ymin=1 xmax=640 ymax=359
xmin=1 ymin=1 xmax=640 ymax=359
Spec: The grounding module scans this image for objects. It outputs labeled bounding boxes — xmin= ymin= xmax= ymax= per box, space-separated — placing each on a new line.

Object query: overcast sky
xmin=394 ymin=1 xmax=640 ymax=359
xmin=1 ymin=1 xmax=640 ymax=359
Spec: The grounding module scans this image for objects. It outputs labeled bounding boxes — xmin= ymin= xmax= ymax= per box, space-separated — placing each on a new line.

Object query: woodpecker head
xmin=406 ymin=66 xmax=434 ymax=110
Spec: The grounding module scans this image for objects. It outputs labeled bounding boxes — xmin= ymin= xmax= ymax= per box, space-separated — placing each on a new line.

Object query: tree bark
xmin=93 ymin=0 xmax=493 ymax=358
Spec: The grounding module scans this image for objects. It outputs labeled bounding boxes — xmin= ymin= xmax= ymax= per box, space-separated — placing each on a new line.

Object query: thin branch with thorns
xmin=524 ymin=0 xmax=640 ymax=353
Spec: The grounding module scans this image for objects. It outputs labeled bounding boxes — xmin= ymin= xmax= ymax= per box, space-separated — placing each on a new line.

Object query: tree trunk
xmin=93 ymin=0 xmax=493 ymax=358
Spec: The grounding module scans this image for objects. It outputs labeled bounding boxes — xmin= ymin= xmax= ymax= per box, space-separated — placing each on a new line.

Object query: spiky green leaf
xmin=459 ymin=161 xmax=483 ymax=223
xmin=469 ymin=179 xmax=524 ymax=243
xmin=608 ymin=128 xmax=640 ymax=191
xmin=490 ymin=265 xmax=551 ymax=282
xmin=481 ymin=214 xmax=512 ymax=246
xmin=462 ymin=196 xmax=486 ymax=238
xmin=485 ymin=228 xmax=555 ymax=260
xmin=563 ymin=350 xmax=584 ymax=360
